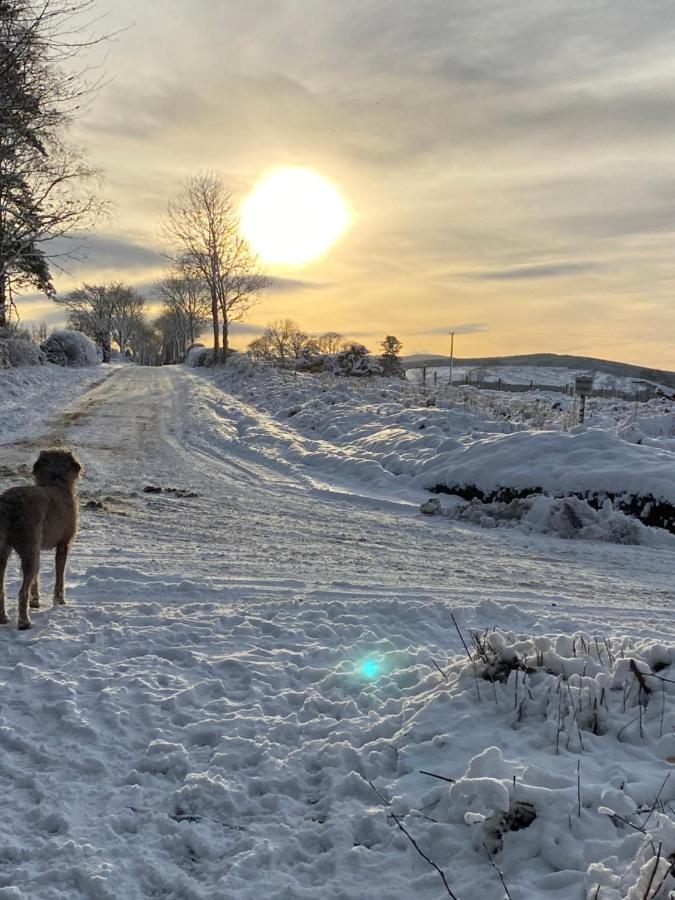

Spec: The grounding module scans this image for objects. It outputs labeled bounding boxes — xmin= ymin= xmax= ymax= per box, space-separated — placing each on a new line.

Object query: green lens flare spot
xmin=361 ymin=659 xmax=380 ymax=679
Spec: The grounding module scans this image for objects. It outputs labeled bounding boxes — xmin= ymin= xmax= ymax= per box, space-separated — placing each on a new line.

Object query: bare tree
xmin=247 ymin=333 xmax=274 ymax=360
xmin=289 ymin=327 xmax=310 ymax=360
xmin=248 ymin=319 xmax=315 ymax=367
xmin=317 ymin=332 xmax=346 ymax=354
xmin=131 ymin=318 xmax=162 ymax=367
xmin=155 ymin=269 xmax=209 ymax=347
xmin=0 ymin=1 xmax=108 ymax=326
xmin=29 ymin=321 xmax=48 ymax=342
xmin=162 ymin=173 xmax=269 ymax=361
xmin=53 ymin=281 xmax=144 ymax=361
xmin=54 ymin=283 xmax=114 ymax=360
xmin=155 ymin=306 xmax=188 ymax=364
xmin=265 ymin=318 xmax=303 ymax=365
xmin=110 ymin=284 xmax=145 ymax=357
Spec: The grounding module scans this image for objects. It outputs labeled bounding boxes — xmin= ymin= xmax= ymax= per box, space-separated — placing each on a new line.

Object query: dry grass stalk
xmin=368 ymin=781 xmax=460 ymax=900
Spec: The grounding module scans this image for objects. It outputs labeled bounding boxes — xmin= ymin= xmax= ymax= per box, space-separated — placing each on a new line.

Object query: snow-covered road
xmin=1 ymin=366 xmax=674 ymax=899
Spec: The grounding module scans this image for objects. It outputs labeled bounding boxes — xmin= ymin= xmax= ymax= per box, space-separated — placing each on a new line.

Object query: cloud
xmin=423 ymin=323 xmax=489 ymax=335
xmin=462 ymin=262 xmax=605 ymax=281
xmin=87 ymin=82 xmax=214 ymax=141
xmin=229 ymin=322 xmax=266 ymax=336
xmin=267 ymin=277 xmax=329 ymax=293
xmin=47 ymin=234 xmax=165 ymax=274
xmin=52 ymin=0 xmax=675 ymax=369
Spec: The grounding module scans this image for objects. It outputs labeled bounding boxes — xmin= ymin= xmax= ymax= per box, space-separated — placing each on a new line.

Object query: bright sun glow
xmin=241 ymin=167 xmax=350 ymax=266
xmin=360 ymin=659 xmax=380 ymax=680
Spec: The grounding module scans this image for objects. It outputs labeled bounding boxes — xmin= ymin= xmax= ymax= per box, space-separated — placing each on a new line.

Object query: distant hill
xmin=403 ymin=352 xmax=675 ymax=388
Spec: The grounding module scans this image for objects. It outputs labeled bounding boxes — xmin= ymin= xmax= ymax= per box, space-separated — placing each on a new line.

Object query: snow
xmin=0 ymin=363 xmax=111 ymax=447
xmin=424 ymin=493 xmax=675 ymax=548
xmin=414 ymin=427 xmax=675 ymax=506
xmin=41 ymin=329 xmax=101 ymax=367
xmin=0 ymin=360 xmax=674 ymax=898
xmin=413 ymin=364 xmax=670 ymax=394
xmin=184 ymin=345 xmax=208 ymax=367
xmin=196 ymin=357 xmax=675 ymax=513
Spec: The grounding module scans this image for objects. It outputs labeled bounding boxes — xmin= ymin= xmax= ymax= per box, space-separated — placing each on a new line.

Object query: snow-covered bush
xmin=41 ymin=329 xmax=100 ymax=367
xmin=217 ymin=350 xmax=258 ymax=378
xmin=0 ymin=326 xmax=45 ymax=368
xmin=184 ymin=344 xmax=208 ymax=367
xmin=295 ymin=343 xmax=383 ymax=377
xmin=328 ymin=343 xmax=382 ymax=377
xmin=412 ymin=628 xmax=675 ymax=897
xmin=187 ymin=347 xmax=242 ymax=368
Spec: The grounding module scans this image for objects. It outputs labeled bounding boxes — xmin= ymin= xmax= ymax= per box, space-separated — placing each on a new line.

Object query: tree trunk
xmin=222 ymin=312 xmax=229 ymax=361
xmin=99 ymin=332 xmax=111 ymax=363
xmin=211 ymin=296 xmax=220 ymax=359
xmin=0 ymin=273 xmax=7 ymax=328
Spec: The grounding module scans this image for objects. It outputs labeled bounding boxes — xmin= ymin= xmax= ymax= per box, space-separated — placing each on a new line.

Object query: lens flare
xmin=360 ymin=659 xmax=380 ymax=679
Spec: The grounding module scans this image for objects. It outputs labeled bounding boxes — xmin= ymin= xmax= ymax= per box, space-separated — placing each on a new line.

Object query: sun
xmin=240 ymin=167 xmax=350 ymax=266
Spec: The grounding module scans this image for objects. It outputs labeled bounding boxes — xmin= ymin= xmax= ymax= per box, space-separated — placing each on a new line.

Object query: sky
xmin=21 ymin=0 xmax=675 ymax=367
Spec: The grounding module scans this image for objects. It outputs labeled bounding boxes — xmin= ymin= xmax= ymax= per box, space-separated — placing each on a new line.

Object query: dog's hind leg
xmin=53 ymin=542 xmax=69 ymax=606
xmin=29 ymin=574 xmax=41 ymax=609
xmin=18 ymin=548 xmax=39 ymax=630
xmin=0 ymin=546 xmax=9 ymax=625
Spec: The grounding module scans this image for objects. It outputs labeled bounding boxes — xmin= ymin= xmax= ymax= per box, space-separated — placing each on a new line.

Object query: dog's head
xmin=32 ymin=449 xmax=82 ymax=487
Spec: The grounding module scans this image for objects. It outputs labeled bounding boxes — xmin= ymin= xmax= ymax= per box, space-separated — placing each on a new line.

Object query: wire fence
xmin=407 ymin=370 xmax=666 ymax=402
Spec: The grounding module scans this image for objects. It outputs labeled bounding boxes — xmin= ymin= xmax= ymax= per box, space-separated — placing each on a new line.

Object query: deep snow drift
xmin=201 ymin=357 xmax=675 ymax=539
xmin=0 ymin=362 xmax=673 ymax=899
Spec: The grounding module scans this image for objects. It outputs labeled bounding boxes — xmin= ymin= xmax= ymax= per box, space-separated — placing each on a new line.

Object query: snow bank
xmin=192 ymin=359 xmax=675 ymax=537
xmin=414 ymin=427 xmax=675 ymax=509
xmin=423 ymin=493 xmax=675 ymax=548
xmin=0 ymin=364 xmax=108 ymax=446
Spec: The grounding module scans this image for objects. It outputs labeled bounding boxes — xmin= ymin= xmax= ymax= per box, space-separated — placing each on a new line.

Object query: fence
xmin=407 ymin=370 xmax=664 ymax=402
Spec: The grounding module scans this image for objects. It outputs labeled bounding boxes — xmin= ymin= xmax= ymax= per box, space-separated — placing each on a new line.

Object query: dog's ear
xmin=32 ymin=452 xmax=48 ymax=480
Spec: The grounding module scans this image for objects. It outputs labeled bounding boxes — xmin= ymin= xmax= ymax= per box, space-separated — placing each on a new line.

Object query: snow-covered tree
xmin=329 ymin=343 xmax=382 ymax=377
xmin=0 ymin=1 xmax=106 ymax=326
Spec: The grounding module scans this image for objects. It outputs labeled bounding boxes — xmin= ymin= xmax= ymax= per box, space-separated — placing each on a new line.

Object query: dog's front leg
xmin=29 ymin=575 xmax=41 ymax=609
xmin=53 ymin=542 xmax=69 ymax=606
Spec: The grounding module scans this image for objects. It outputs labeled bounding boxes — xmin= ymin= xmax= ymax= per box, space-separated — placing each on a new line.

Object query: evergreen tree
xmin=379 ymin=335 xmax=405 ymax=378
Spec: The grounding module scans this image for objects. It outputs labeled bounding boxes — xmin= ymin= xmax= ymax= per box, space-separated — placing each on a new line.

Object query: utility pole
xmin=448 ymin=331 xmax=455 ymax=387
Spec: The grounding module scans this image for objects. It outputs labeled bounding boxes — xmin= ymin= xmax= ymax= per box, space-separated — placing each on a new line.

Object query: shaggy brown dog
xmin=0 ymin=450 xmax=82 ymax=629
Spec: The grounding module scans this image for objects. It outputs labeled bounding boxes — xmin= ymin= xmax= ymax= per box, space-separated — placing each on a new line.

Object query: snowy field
xmin=409 ymin=364 xmax=669 ymax=393
xmin=0 ymin=362 xmax=674 ymax=899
